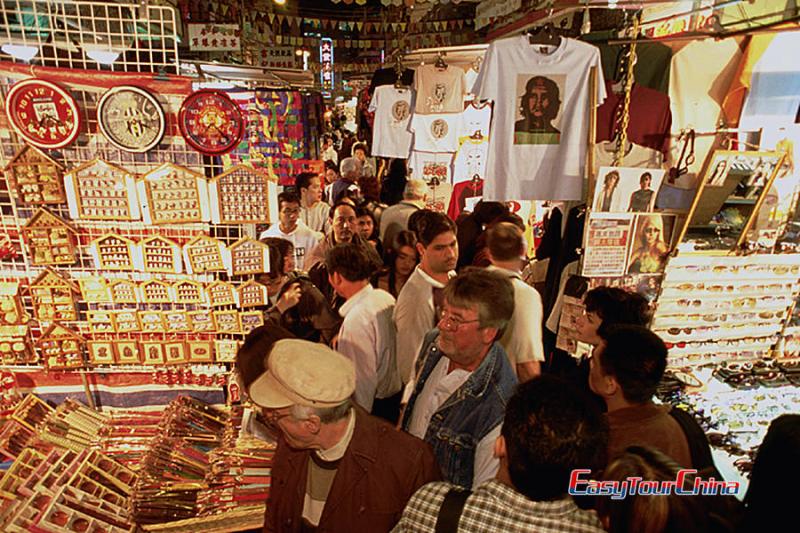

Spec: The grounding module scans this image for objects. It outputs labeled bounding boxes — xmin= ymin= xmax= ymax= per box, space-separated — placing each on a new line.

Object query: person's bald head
xmin=488 ymin=222 xmax=526 ymax=263
xmin=403 ymin=179 xmax=428 ymax=201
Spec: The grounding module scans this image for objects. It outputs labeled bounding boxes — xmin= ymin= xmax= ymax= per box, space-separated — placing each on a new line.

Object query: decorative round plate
xmin=178 ymin=90 xmax=244 ymax=155
xmin=5 ymin=78 xmax=81 ymax=149
xmin=98 ymin=86 xmax=165 ymax=152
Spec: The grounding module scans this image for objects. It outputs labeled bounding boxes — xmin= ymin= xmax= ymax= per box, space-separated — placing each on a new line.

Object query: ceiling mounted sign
xmin=5 ymin=78 xmax=81 ymax=150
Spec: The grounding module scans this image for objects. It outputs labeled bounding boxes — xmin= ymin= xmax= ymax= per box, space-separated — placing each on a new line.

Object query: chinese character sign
xmin=188 ymin=24 xmax=241 ymax=51
xmin=320 ymin=38 xmax=334 ymax=91
xmin=259 ymin=47 xmax=297 ymax=68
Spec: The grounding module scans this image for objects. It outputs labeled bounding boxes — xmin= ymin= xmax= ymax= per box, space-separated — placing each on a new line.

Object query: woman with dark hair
xmin=355 ymin=205 xmax=383 ymax=258
xmin=596 ymin=446 xmax=726 ymax=533
xmin=371 ymin=230 xmax=419 ymax=297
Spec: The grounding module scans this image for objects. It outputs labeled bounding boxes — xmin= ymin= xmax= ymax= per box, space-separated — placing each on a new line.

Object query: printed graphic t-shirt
xmin=414 ymin=64 xmax=467 ymax=114
xmin=410 ymin=113 xmax=461 ymax=153
xmin=474 ymin=36 xmax=606 ymax=201
xmin=369 ymin=86 xmax=415 ymax=158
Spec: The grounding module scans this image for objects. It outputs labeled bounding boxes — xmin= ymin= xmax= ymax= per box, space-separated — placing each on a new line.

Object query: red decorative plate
xmin=5 ymin=78 xmax=81 ymax=149
xmin=178 ymin=90 xmax=244 ymax=156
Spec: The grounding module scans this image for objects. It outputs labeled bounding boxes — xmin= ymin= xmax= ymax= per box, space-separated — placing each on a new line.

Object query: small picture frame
xmin=87 ymin=341 xmax=115 ymax=365
xmin=240 ymin=311 xmax=264 ymax=334
xmin=214 ymin=339 xmax=240 ymax=363
xmin=87 ymin=310 xmax=115 ymax=334
xmin=141 ymin=342 xmax=165 ymax=365
xmin=139 ymin=311 xmax=166 ymax=333
xmin=164 ymin=341 xmax=187 ymax=365
xmin=164 ymin=311 xmax=190 ymax=332
xmin=187 ymin=340 xmax=214 ymax=363
xmin=189 ymin=310 xmax=215 ymax=333
xmin=113 ymin=311 xmax=140 ymax=333
xmin=213 ymin=310 xmax=241 ymax=334
xmin=114 ymin=341 xmax=140 ymax=364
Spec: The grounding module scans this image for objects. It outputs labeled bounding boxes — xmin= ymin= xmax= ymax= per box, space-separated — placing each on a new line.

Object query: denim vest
xmin=401 ymin=329 xmax=518 ymax=489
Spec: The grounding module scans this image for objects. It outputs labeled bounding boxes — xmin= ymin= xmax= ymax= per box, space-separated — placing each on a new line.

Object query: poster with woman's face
xmin=592 ymin=167 xmax=667 ymax=213
xmin=627 ymin=214 xmax=676 ymax=275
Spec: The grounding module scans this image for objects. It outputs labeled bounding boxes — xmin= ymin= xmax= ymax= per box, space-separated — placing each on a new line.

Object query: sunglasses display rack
xmin=654 ymin=254 xmax=800 ymax=369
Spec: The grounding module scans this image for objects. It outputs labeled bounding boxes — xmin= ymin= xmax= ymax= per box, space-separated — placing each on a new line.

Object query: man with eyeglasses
xmin=401 ymin=268 xmax=518 ymax=489
xmin=260 ymin=191 xmax=323 ymax=271
xmin=250 ymin=339 xmax=440 ymax=532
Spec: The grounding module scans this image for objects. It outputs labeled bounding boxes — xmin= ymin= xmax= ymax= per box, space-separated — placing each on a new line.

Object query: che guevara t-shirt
xmin=474 ymin=36 xmax=606 ymax=201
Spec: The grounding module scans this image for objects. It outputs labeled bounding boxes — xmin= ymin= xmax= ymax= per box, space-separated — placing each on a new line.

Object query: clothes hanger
xmin=435 ymin=51 xmax=448 ymax=69
xmin=526 ymin=7 xmax=561 ymax=47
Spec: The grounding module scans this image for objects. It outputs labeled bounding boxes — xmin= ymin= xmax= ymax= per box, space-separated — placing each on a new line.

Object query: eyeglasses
xmin=263 ymin=408 xmax=293 ymax=423
xmin=438 ymin=309 xmax=481 ymax=331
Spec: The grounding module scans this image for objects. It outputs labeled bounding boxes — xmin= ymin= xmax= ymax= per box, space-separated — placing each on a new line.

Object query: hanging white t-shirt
xmin=409 ymin=151 xmax=454 ymax=212
xmin=464 ymin=68 xmax=479 ymax=101
xmin=453 ymin=138 xmax=489 ymax=184
xmin=410 ymin=113 xmax=461 ymax=153
xmin=457 ymin=103 xmax=492 ymax=143
xmin=414 ymin=64 xmax=467 ymax=114
xmin=474 ymin=36 xmax=606 ymax=201
xmin=369 ymin=86 xmax=415 ymax=159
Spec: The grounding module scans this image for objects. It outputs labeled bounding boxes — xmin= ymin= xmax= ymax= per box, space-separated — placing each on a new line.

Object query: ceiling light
xmin=1 ymin=44 xmax=39 ymax=62
xmin=274 ymin=0 xmax=287 ymax=5
xmin=85 ymin=49 xmax=121 ymax=65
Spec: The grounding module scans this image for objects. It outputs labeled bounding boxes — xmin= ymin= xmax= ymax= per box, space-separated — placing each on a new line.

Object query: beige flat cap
xmin=248 ymin=339 xmax=355 ymax=408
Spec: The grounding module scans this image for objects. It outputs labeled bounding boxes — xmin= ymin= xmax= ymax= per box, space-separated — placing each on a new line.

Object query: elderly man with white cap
xmin=250 ymin=339 xmax=440 ymax=533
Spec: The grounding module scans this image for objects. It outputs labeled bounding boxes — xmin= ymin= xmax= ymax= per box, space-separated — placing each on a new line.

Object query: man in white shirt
xmin=326 ymin=241 xmax=401 ymax=421
xmin=321 ymin=134 xmax=338 ymax=165
xmin=486 ymin=222 xmax=544 ymax=382
xmin=260 ymin=191 xmax=323 ymax=271
xmin=380 ymin=179 xmax=427 ymax=249
xmin=295 ymin=172 xmax=331 ymax=234
xmin=394 ymin=212 xmax=458 ymax=386
xmin=400 ymin=269 xmax=518 ymax=489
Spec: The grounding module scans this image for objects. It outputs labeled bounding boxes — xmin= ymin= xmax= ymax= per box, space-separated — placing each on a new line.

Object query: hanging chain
xmin=613 ymin=11 xmax=641 ymax=167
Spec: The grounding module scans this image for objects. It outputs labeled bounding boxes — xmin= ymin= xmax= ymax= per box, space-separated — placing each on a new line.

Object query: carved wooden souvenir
xmin=184 ymin=235 xmax=225 ymax=273
xmin=206 ymin=280 xmax=236 ymax=306
xmin=22 ymin=209 xmax=77 ymax=266
xmin=113 ymin=341 xmax=140 ymax=364
xmin=214 ymin=339 xmax=240 ymax=363
xmin=87 ymin=341 xmax=115 ymax=365
xmin=213 ymin=310 xmax=240 ymax=333
xmin=212 ymin=165 xmax=272 ymax=224
xmin=37 ymin=323 xmax=85 ymax=370
xmin=240 ymin=311 xmax=264 ymax=334
xmin=188 ymin=310 xmax=215 ymax=333
xmin=109 ymin=280 xmax=138 ymax=304
xmin=164 ymin=311 xmax=190 ymax=332
xmin=237 ymin=280 xmax=268 ymax=308
xmin=140 ymin=235 xmax=181 ymax=273
xmin=65 ymin=159 xmax=137 ymax=221
xmin=87 ymin=310 xmax=115 ymax=334
xmin=141 ymin=163 xmax=205 ymax=224
xmin=0 ymin=283 xmax=28 ymax=325
xmin=29 ymin=269 xmax=79 ymax=322
xmin=4 ymin=145 xmax=66 ymax=204
xmin=0 ymin=325 xmax=34 ymax=364
xmin=112 ymin=311 xmax=139 ymax=333
xmin=229 ymin=237 xmax=270 ymax=276
xmin=173 ymin=280 xmax=204 ymax=304
xmin=78 ymin=277 xmax=112 ymax=304
xmin=140 ymin=341 xmax=165 ymax=365
xmin=187 ymin=340 xmax=213 ymax=363
xmin=164 ymin=341 xmax=188 ymax=365
xmin=138 ymin=311 xmax=165 ymax=333
xmin=91 ymin=234 xmax=135 ymax=271
xmin=140 ymin=280 xmax=172 ymax=304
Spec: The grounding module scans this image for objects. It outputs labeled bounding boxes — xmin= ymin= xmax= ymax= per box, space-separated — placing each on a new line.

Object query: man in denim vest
xmin=401 ymin=268 xmax=518 ymax=489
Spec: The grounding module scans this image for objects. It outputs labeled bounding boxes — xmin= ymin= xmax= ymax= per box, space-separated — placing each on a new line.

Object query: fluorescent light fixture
xmin=85 ymin=49 xmax=120 ymax=65
xmin=1 ymin=44 xmax=39 ymax=61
